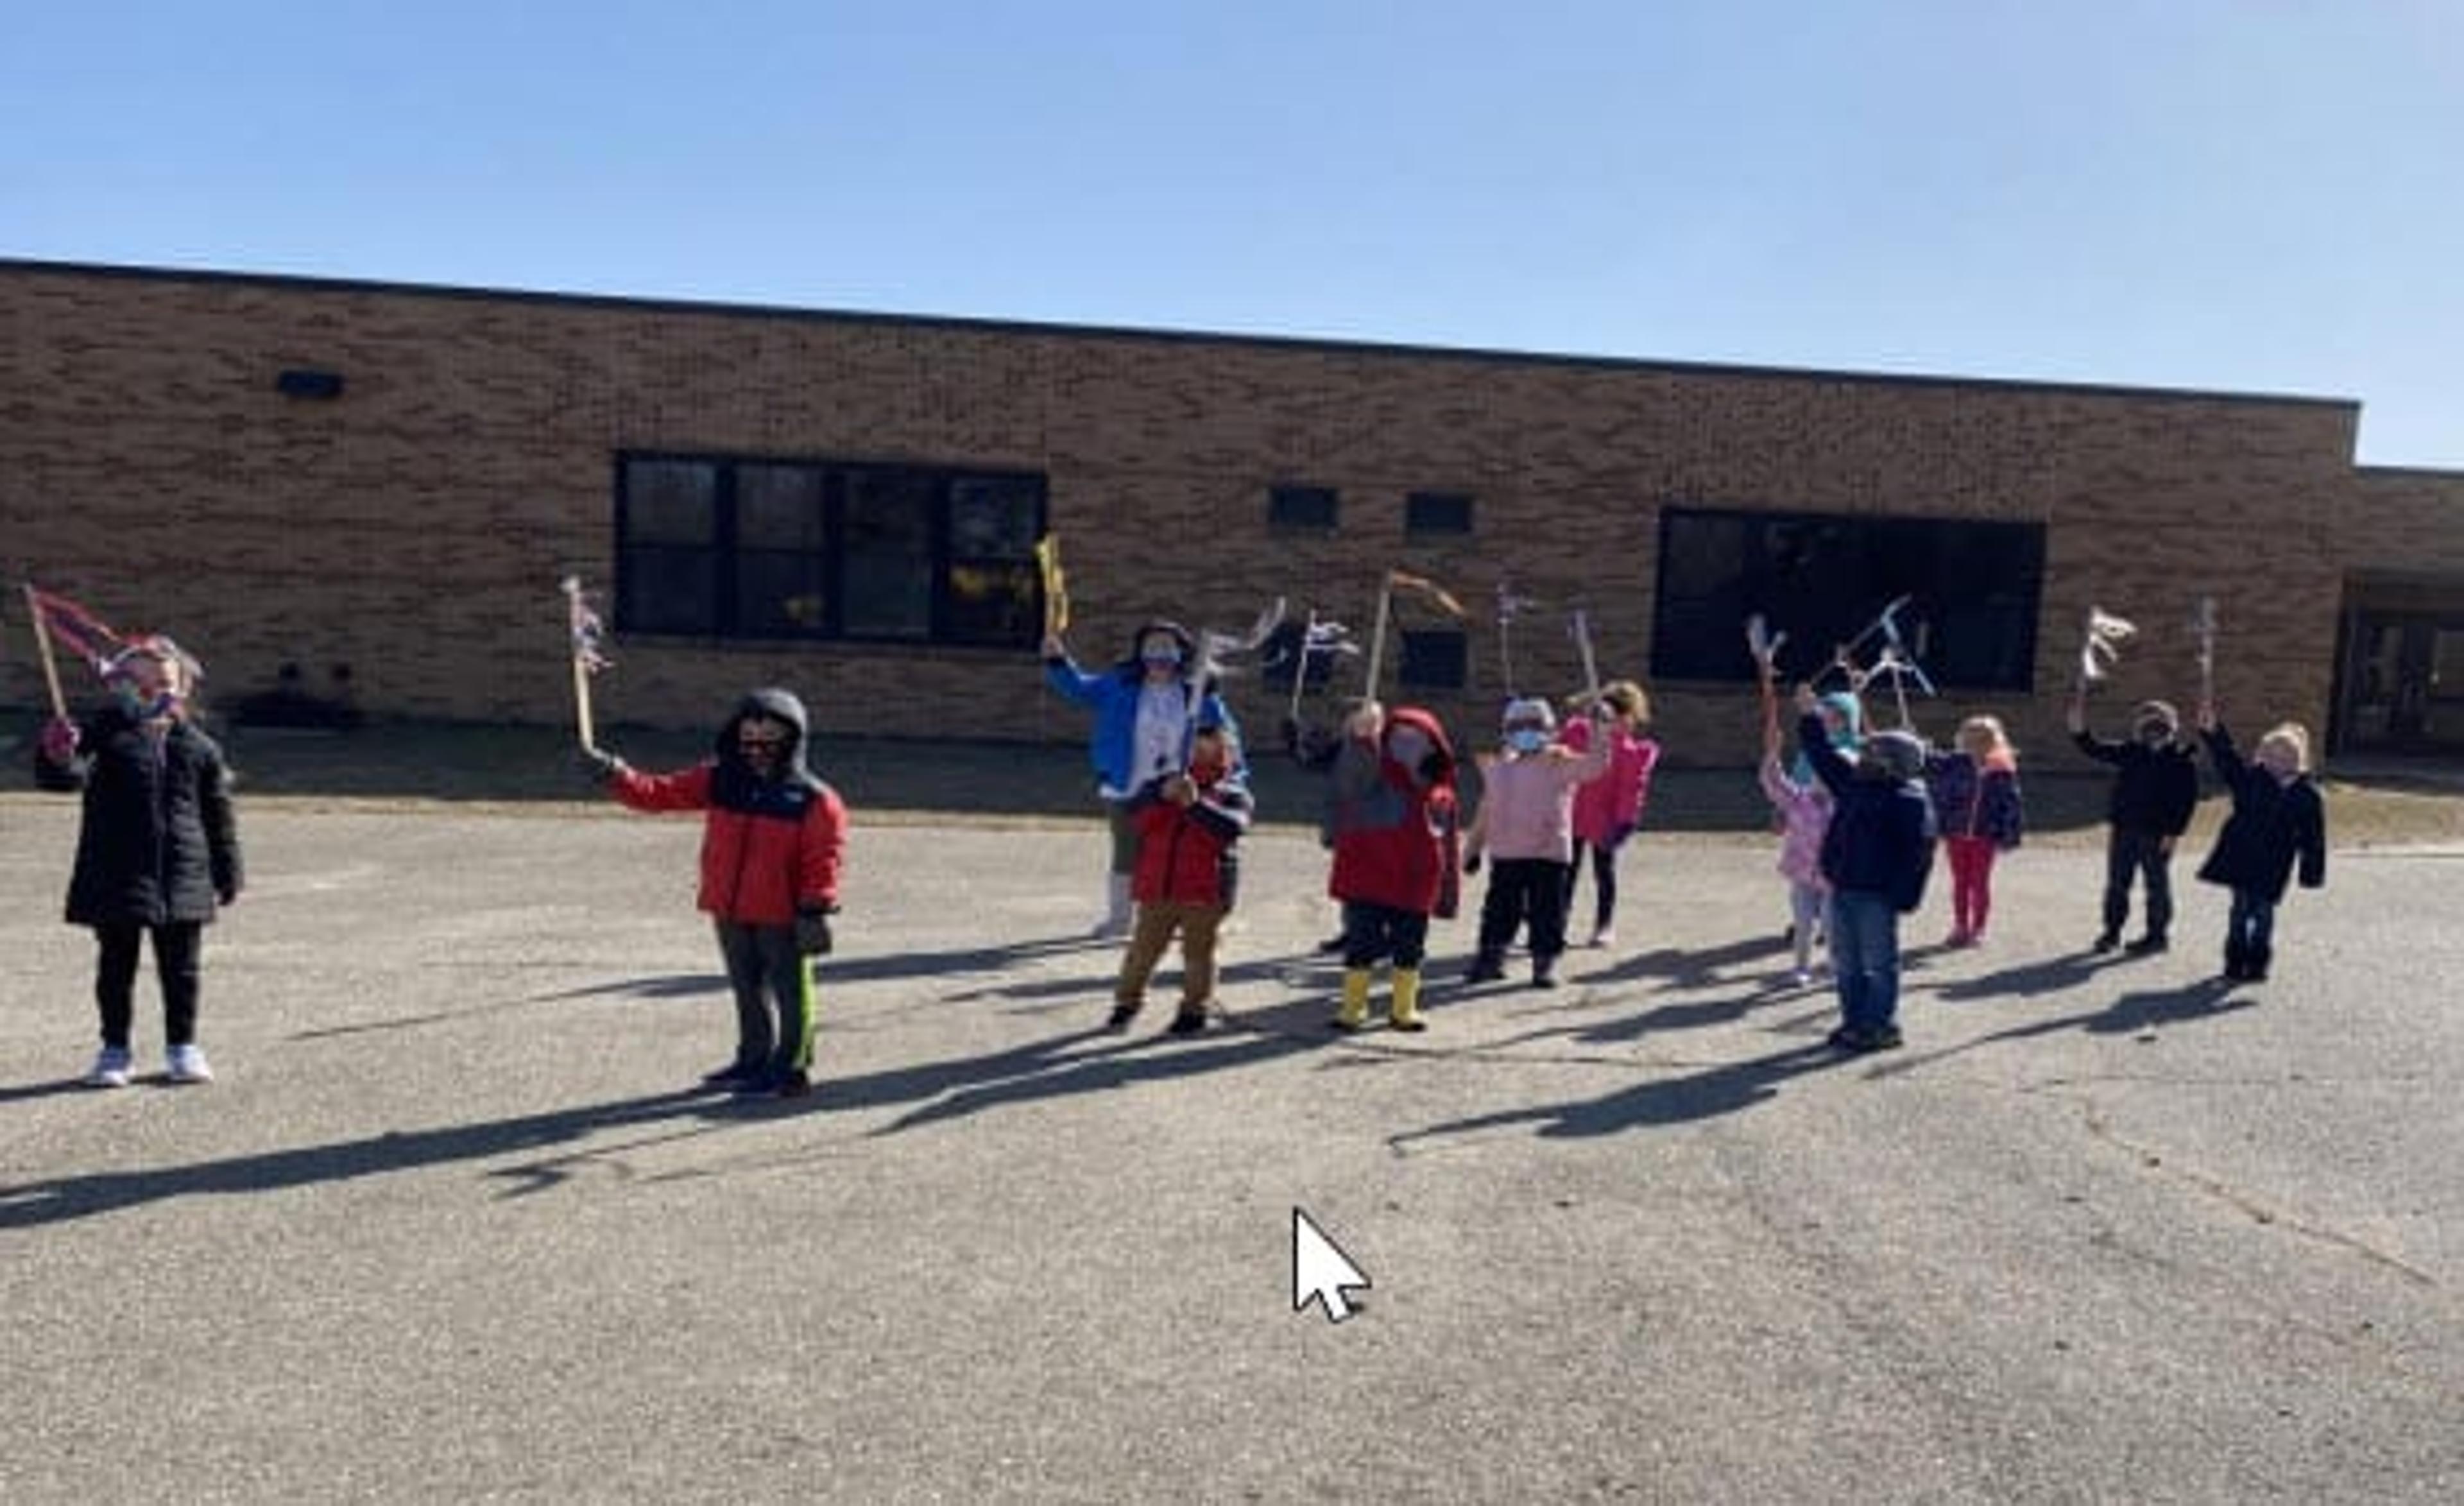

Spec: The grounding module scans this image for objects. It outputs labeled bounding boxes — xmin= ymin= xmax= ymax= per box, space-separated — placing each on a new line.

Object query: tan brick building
xmin=4 ymin=259 xmax=2460 ymax=766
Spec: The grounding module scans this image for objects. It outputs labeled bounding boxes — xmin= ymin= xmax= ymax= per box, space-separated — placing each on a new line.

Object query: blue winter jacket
xmin=1801 ymin=713 xmax=1937 ymax=913
xmin=1044 ymin=655 xmax=1239 ymax=796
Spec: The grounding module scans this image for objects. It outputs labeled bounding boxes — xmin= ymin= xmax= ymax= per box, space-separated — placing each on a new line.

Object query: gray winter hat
xmin=1867 ymin=729 xmax=1927 ymax=781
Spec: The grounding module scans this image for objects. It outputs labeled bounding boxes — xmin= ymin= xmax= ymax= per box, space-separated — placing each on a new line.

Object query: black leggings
xmin=1566 ymin=840 xmax=1621 ymax=931
xmin=94 ymin=921 xmax=203 ymax=1049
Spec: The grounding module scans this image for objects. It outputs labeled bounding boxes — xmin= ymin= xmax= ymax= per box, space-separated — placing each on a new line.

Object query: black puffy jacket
xmin=35 ymin=710 xmax=243 ymax=926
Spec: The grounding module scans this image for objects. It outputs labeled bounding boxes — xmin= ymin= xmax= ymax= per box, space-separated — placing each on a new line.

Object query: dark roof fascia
xmin=0 ymin=254 xmax=2362 ymax=415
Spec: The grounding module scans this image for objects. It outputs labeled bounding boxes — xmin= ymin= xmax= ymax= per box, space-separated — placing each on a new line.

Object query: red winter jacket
xmin=610 ymin=691 xmax=846 ymax=925
xmin=1327 ymin=708 xmax=1462 ymax=918
xmin=1130 ymin=764 xmax=1253 ymax=908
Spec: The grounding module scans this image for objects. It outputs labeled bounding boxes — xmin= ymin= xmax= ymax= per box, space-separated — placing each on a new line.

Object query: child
xmin=1796 ymin=684 xmax=1935 ymax=1052
xmin=1926 ymin=715 xmax=2024 ymax=946
xmin=1109 ymin=719 xmax=1253 ymax=1035
xmin=1043 ymin=622 xmax=1238 ymax=938
xmin=1327 ymin=701 xmax=1462 ymax=1032
xmin=593 ymin=689 xmax=846 ymax=1097
xmin=1561 ymin=680 xmax=1662 ymax=948
xmin=1783 ymin=691 xmax=1865 ymax=947
xmin=2067 ymin=690 xmax=2200 ymax=955
xmin=1462 ymin=697 xmax=1611 ymax=989
xmin=1758 ymin=712 xmax=1833 ymax=988
xmin=2194 ymin=705 xmax=2326 ymax=982
xmin=33 ymin=638 xmax=243 ymax=1088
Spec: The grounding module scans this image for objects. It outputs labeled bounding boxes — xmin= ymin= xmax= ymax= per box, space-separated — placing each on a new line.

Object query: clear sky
xmin=5 ymin=1 xmax=2459 ymax=466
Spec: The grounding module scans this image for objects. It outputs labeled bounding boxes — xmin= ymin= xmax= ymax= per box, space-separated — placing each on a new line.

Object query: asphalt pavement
xmin=2 ymin=799 xmax=2458 ymax=1503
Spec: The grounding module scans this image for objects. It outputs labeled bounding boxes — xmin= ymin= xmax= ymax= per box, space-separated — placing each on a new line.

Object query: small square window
xmin=1398 ymin=629 xmax=1468 ymax=689
xmin=1405 ymin=492 xmax=1475 ymax=535
xmin=1269 ymin=485 xmax=1339 ymax=532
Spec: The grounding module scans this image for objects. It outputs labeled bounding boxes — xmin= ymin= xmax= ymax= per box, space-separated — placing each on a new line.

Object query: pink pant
xmin=1945 ymin=836 xmax=1999 ymax=937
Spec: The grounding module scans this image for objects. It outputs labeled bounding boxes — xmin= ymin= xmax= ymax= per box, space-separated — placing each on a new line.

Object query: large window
xmin=615 ymin=454 xmax=1046 ymax=647
xmin=1651 ymin=508 xmax=2046 ymax=691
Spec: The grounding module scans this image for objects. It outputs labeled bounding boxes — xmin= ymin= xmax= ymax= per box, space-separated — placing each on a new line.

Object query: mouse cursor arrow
xmin=1292 ymin=1206 xmax=1371 ymax=1322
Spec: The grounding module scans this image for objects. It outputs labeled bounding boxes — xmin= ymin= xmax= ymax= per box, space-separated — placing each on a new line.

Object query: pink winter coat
xmin=1759 ymin=752 xmax=1833 ymax=891
xmin=1563 ymin=719 xmax=1661 ymax=846
xmin=1466 ymin=732 xmax=1612 ymax=864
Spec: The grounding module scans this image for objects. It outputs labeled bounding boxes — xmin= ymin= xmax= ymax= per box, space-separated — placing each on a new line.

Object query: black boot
xmin=1464 ymin=950 xmax=1505 ymax=984
xmin=2221 ymin=941 xmax=2248 ymax=981
xmin=2246 ymin=943 xmax=2272 ymax=982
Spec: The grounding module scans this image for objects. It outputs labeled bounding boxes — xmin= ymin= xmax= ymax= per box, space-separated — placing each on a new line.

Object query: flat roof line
xmin=0 ymin=254 xmax=2363 ymax=414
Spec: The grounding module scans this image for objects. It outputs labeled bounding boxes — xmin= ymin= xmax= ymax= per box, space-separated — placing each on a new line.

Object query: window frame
xmin=613 ymin=450 xmax=1048 ymax=649
xmin=1648 ymin=504 xmax=2046 ymax=692
xmin=1267 ymin=484 xmax=1340 ymax=533
xmin=1404 ymin=490 xmax=1476 ymax=537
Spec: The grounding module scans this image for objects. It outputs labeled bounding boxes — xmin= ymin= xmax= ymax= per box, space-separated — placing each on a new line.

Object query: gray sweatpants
xmin=713 ymin=920 xmax=816 ymax=1076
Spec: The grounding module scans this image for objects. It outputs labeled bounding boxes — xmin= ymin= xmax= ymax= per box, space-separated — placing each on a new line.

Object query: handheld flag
xmin=2078 ymin=606 xmax=2136 ymax=687
xmin=1034 ymin=534 xmax=1070 ymax=637
xmin=560 ymin=575 xmax=612 ymax=754
xmin=22 ymin=583 xmax=124 ymax=720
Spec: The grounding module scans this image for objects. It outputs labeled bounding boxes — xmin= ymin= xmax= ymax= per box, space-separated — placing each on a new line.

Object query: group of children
xmin=25 ymin=619 xmax=2328 ymax=1091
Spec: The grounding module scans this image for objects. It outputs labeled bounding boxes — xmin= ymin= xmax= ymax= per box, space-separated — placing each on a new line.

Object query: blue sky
xmin=6 ymin=1 xmax=2459 ymax=465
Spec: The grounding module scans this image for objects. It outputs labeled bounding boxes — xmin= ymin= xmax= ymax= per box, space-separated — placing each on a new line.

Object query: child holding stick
xmin=34 ymin=638 xmax=243 ymax=1087
xmin=2194 ymin=703 xmax=2326 ymax=983
xmin=589 ymin=689 xmax=846 ymax=1097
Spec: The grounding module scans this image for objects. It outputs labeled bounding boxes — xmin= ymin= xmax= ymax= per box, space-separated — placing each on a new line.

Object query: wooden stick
xmin=1362 ymin=574 xmax=1394 ymax=705
xmin=560 ymin=577 xmax=599 ymax=755
xmin=1288 ymin=610 xmax=1316 ymax=724
xmin=22 ymin=583 xmax=68 ymax=722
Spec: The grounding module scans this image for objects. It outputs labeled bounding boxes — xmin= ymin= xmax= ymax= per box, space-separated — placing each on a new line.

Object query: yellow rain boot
xmin=1334 ymin=969 xmax=1372 ymax=1032
xmin=1389 ymin=968 xmax=1427 ymax=1032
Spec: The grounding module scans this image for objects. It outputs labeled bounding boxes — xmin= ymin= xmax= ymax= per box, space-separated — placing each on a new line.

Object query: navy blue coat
xmin=1801 ymin=714 xmax=1937 ymax=913
xmin=2196 ymin=724 xmax=2326 ymax=903
xmin=36 ymin=710 xmax=243 ymax=926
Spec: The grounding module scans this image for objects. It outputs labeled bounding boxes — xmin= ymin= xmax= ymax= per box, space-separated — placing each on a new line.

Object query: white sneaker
xmin=1788 ymin=968 xmax=1815 ymax=989
xmin=166 ymin=1043 xmax=216 ymax=1084
xmin=84 ymin=1045 xmax=134 ymax=1089
xmin=1589 ymin=927 xmax=1616 ymax=949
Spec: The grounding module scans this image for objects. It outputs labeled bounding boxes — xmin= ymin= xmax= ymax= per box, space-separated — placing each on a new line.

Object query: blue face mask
xmin=1506 ymin=728 xmax=1549 ymax=755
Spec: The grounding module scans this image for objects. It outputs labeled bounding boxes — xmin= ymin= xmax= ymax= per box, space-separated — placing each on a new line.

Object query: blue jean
xmin=1827 ymin=889 xmax=1902 ymax=1032
xmin=2227 ymin=888 xmax=2277 ymax=959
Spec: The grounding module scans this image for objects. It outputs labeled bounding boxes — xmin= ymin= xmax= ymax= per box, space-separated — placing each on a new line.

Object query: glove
xmin=579 ymin=748 xmax=625 ymax=786
xmin=1464 ymin=852 xmax=1484 ymax=876
xmin=795 ymin=907 xmax=835 ymax=957
xmin=37 ymin=718 xmax=80 ymax=764
xmin=216 ymin=882 xmax=241 ymax=907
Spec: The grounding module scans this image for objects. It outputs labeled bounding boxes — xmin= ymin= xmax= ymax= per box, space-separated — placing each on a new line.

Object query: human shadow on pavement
xmin=1926 ymin=948 xmax=2135 ymax=1004
xmin=526 ymin=973 xmax=732 ymax=1004
xmin=846 ymin=1025 xmax=1328 ymax=1136
xmin=1578 ymin=932 xmax=1795 ymax=989
xmin=1867 ymin=975 xmax=2250 ymax=1080
xmin=0 ymin=1088 xmax=733 ymax=1231
xmin=1390 ymin=1040 xmax=1847 ymax=1151
xmin=0 ymin=1078 xmax=96 ymax=1107
xmin=290 ymin=975 xmax=732 ymax=1041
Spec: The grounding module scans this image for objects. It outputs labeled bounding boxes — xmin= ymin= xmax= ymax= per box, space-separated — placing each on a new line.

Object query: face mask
xmin=1387 ymin=728 xmax=1431 ymax=770
xmin=1507 ymin=728 xmax=1549 ymax=755
xmin=1140 ymin=642 xmax=1182 ymax=669
xmin=2136 ymin=723 xmax=2171 ymax=746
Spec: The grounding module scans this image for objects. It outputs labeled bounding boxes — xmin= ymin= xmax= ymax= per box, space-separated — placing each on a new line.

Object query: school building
xmin=4 ymin=257 xmax=2461 ymax=767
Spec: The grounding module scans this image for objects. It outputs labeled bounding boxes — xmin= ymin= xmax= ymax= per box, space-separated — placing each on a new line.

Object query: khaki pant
xmin=1116 ymin=900 xmax=1227 ymax=1009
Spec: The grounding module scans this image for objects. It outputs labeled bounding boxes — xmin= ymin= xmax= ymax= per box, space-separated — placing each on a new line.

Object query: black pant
xmin=94 ymin=921 xmax=203 ymax=1049
xmin=1566 ymin=840 xmax=1621 ymax=932
xmin=1341 ymin=902 xmax=1430 ymax=970
xmin=2102 ymin=828 xmax=2175 ymax=938
xmin=1479 ymin=858 xmax=1571 ymax=963
xmin=714 ymin=920 xmax=815 ymax=1077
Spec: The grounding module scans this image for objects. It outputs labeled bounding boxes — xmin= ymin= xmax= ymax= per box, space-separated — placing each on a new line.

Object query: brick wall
xmin=0 ymin=261 xmax=2409 ymax=771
